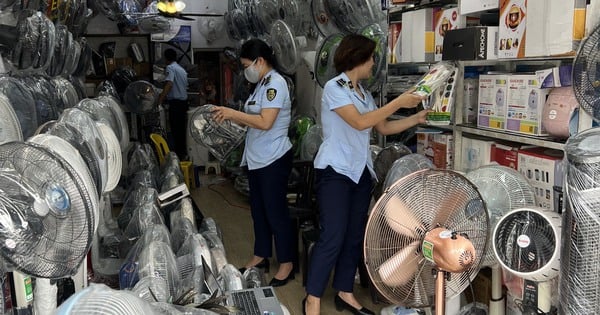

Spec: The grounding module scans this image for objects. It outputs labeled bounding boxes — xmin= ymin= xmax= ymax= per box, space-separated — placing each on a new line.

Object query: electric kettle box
xmin=477 ymin=74 xmax=508 ymax=131
xmin=506 ymin=74 xmax=551 ymax=136
xmin=442 ymin=26 xmax=499 ymax=61
xmin=517 ymin=147 xmax=565 ymax=212
xmin=498 ymin=0 xmax=527 ymax=59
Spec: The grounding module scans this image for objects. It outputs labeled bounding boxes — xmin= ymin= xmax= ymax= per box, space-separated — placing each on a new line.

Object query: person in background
xmin=211 ymin=38 xmax=295 ymax=287
xmin=304 ymin=34 xmax=428 ymax=315
xmin=199 ymin=79 xmax=217 ymax=105
xmin=158 ymin=48 xmax=189 ymax=160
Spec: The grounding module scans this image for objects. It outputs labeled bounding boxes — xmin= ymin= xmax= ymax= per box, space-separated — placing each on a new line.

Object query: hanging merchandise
xmin=0 ymin=92 xmax=23 ymax=144
xmin=314 ymin=33 xmax=344 ymax=88
xmin=18 ymin=76 xmax=60 ymax=126
xmin=572 ymin=24 xmax=600 ymax=121
xmin=0 ymin=76 xmax=38 ymax=140
xmin=123 ymin=80 xmax=159 ymax=114
xmin=358 ymin=23 xmax=387 ymax=91
xmin=311 ymin=0 xmax=342 ymax=37
xmin=52 ymin=76 xmax=82 ymax=110
xmin=6 ymin=11 xmax=57 ymax=72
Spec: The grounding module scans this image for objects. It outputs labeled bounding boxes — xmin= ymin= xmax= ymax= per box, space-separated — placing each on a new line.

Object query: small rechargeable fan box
xmin=506 ymin=74 xmax=551 ymax=136
xmin=517 ymin=147 xmax=564 ymax=212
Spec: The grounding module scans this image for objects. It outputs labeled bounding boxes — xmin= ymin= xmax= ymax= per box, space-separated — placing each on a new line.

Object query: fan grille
xmin=189 ymin=105 xmax=246 ymax=161
xmin=572 ymin=24 xmax=600 ymax=121
xmin=382 ymin=153 xmax=434 ymax=192
xmin=493 ymin=208 xmax=560 ymax=280
xmin=0 ymin=142 xmax=93 ymax=278
xmin=365 ymin=169 xmax=488 ymax=307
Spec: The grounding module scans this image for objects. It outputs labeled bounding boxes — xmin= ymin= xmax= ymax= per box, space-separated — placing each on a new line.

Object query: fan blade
xmin=378 ymin=241 xmax=421 ymax=287
xmin=385 ymin=195 xmax=425 ymax=238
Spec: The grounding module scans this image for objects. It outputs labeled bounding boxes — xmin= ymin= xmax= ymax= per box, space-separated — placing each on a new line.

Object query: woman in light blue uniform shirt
xmin=212 ymin=39 xmax=295 ymax=287
xmin=304 ymin=34 xmax=428 ymax=315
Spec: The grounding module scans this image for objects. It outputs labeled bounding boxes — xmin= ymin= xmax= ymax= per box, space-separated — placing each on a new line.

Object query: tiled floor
xmin=190 ymin=175 xmax=386 ymax=315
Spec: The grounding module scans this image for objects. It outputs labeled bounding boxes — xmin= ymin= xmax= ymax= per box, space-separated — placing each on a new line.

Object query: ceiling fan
xmin=155 ymin=0 xmax=223 ymax=21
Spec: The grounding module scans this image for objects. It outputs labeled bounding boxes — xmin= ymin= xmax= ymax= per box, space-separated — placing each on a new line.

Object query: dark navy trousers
xmin=247 ymin=149 xmax=294 ymax=263
xmin=306 ymin=166 xmax=373 ymax=297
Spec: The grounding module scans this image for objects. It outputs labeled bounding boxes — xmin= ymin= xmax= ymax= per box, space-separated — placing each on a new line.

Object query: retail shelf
xmin=455 ymin=124 xmax=566 ymax=150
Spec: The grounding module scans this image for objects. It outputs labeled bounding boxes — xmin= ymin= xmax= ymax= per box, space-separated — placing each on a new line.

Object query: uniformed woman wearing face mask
xmin=212 ymin=39 xmax=295 ymax=287
xmin=303 ymin=34 xmax=428 ymax=315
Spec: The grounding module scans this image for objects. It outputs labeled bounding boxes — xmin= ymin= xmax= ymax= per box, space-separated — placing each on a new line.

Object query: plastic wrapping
xmin=290 ymin=115 xmax=315 ymax=158
xmin=150 ymin=301 xmax=221 ymax=315
xmin=219 ymin=264 xmax=245 ymax=292
xmin=96 ymin=123 xmax=123 ymax=192
xmin=413 ymin=61 xmax=457 ymax=109
xmin=18 ymin=75 xmax=60 ymax=125
xmin=138 ymin=240 xmax=181 ymax=300
xmin=47 ymin=24 xmax=70 ymax=77
xmin=161 ymin=173 xmax=183 ymax=193
xmin=202 ymin=231 xmax=227 ymax=273
xmin=96 ymin=80 xmax=120 ymax=100
xmin=117 ymin=186 xmax=159 ymax=230
xmin=383 ymin=153 xmax=434 ymax=191
xmin=55 ymin=284 xmax=157 ymax=315
xmin=76 ymin=98 xmax=120 ymax=139
xmin=233 ymin=174 xmax=250 ymax=197
xmin=51 ymin=76 xmax=80 ymax=110
xmin=10 ymin=11 xmax=56 ymax=72
xmin=189 ymin=105 xmax=247 ymax=161
xmin=170 ymin=217 xmax=197 ymax=253
xmin=169 ymin=197 xmax=197 ymax=231
xmin=0 ymin=93 xmax=23 ymax=144
xmin=243 ymin=267 xmax=264 ymax=288
xmin=33 ymin=277 xmax=57 ymax=314
xmin=177 ymin=234 xmax=212 ymax=275
xmin=63 ymin=39 xmax=82 ymax=76
xmin=162 ymin=152 xmax=184 ymax=178
xmin=122 ymin=196 xmax=164 ymax=241
xmin=97 ymin=95 xmax=130 ymax=150
xmin=128 ymin=143 xmax=160 ymax=180
xmin=0 ymin=76 xmax=38 ymax=139
xmin=300 ymin=124 xmax=323 ymax=161
xmin=0 ymin=142 xmax=94 ymax=278
xmin=559 ymin=127 xmax=600 ymax=314
xmin=373 ymin=143 xmax=413 ymax=198
xmin=200 ymin=217 xmax=223 ymax=242
xmin=122 ymin=80 xmax=159 ymax=113
xmin=73 ymin=38 xmax=92 ymax=77
xmin=69 ymin=75 xmax=87 ymax=100
xmin=57 ymin=107 xmax=109 ymax=192
xmin=133 ymin=276 xmax=170 ymax=303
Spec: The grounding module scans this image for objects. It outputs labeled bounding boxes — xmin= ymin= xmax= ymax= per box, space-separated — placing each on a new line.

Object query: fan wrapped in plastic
xmin=465 ymin=164 xmax=535 ymax=267
xmin=19 ymin=76 xmax=61 ymax=125
xmin=270 ymin=19 xmax=305 ymax=75
xmin=138 ymin=240 xmax=181 ymax=300
xmin=73 ymin=38 xmax=92 ymax=78
xmin=558 ymin=127 xmax=600 ymax=314
xmin=383 ymin=154 xmax=434 ymax=191
xmin=189 ymin=105 xmax=247 ymax=161
xmin=63 ymin=39 xmax=82 ymax=77
xmin=224 ymin=8 xmax=253 ymax=42
xmin=9 ymin=11 xmax=56 ymax=72
xmin=138 ymin=16 xmax=171 ymax=33
xmin=0 ymin=142 xmax=94 ymax=278
xmin=0 ymin=76 xmax=38 ymax=140
xmin=290 ymin=115 xmax=315 ymax=158
xmin=112 ymin=67 xmax=137 ymax=95
xmin=220 ymin=264 xmax=245 ymax=292
xmin=76 ymin=97 xmax=130 ymax=151
xmin=55 ymin=284 xmax=156 ymax=314
xmin=97 ymin=95 xmax=130 ymax=151
xmin=300 ymin=124 xmax=322 ymax=161
xmin=46 ymin=24 xmax=71 ymax=77
xmin=0 ymin=93 xmax=23 ymax=144
xmin=374 ymin=143 xmax=413 ymax=185
xmin=325 ymin=0 xmax=381 ymax=34
xmin=364 ymin=169 xmax=488 ymax=308
xmin=96 ymin=123 xmax=123 ymax=192
xmin=493 ymin=207 xmax=561 ymax=282
xmin=51 ymin=76 xmax=80 ymax=110
xmin=127 ymin=143 xmax=160 ymax=181
xmin=359 ymin=23 xmax=387 ymax=91
xmin=315 ymin=33 xmax=345 ymax=88
xmin=572 ymin=24 xmax=600 ymax=121
xmin=55 ymin=108 xmax=110 ymax=193
xmin=311 ymin=0 xmax=342 ymax=37
xmin=132 ymin=276 xmax=170 ymax=303
xmin=124 ymin=80 xmax=159 ymax=114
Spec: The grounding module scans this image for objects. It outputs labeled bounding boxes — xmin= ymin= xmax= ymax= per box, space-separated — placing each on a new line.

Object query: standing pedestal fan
xmin=465 ymin=164 xmax=536 ymax=315
xmin=364 ymin=169 xmax=488 ymax=315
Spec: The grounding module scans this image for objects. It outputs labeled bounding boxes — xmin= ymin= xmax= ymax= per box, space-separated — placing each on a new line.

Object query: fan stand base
xmin=435 ymin=269 xmax=447 ymax=315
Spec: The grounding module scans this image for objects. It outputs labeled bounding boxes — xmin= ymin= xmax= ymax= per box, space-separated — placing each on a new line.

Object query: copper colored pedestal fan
xmin=364 ymin=169 xmax=488 ymax=315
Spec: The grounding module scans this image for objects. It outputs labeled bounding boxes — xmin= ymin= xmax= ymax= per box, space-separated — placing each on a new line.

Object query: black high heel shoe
xmin=334 ymin=295 xmax=374 ymax=315
xmin=268 ymin=272 xmax=295 ymax=287
xmin=238 ymin=258 xmax=270 ymax=274
xmin=302 ymin=296 xmax=307 ymax=315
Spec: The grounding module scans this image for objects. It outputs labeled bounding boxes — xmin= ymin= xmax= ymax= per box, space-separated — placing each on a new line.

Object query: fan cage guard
xmin=465 ymin=164 xmax=536 ymax=267
xmin=315 ymin=33 xmax=345 ymax=88
xmin=189 ymin=105 xmax=247 ymax=162
xmin=0 ymin=142 xmax=94 ymax=278
xmin=558 ymin=127 xmax=600 ymax=314
xmin=572 ymin=23 xmax=600 ymax=122
xmin=364 ymin=169 xmax=488 ymax=308
xmin=382 ymin=153 xmax=434 ymax=192
xmin=492 ymin=207 xmax=561 ymax=281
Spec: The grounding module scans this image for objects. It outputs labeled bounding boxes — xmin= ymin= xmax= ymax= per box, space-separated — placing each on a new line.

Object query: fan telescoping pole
xmin=435 ymin=270 xmax=446 ymax=315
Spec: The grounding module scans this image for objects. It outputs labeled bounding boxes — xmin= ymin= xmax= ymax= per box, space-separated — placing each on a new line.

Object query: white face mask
xmin=244 ymin=59 xmax=261 ymax=83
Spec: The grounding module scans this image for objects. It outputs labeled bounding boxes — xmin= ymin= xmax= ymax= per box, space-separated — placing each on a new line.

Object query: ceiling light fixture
xmin=157 ymin=0 xmax=186 ymax=14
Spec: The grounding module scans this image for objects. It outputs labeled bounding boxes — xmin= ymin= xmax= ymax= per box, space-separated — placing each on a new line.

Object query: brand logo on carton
xmin=478 ymin=28 xmax=487 ymax=59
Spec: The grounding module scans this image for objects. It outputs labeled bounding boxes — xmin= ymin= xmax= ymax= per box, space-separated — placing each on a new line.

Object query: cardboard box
xmin=478 ymin=74 xmax=508 ymax=130
xmin=417 ymin=130 xmax=454 ymax=169
xmin=506 ymin=74 xmax=551 ymax=136
xmin=498 ymin=0 xmax=527 ymax=59
xmin=465 ymin=267 xmax=492 ymax=305
xmin=517 ymin=147 xmax=565 ymax=211
xmin=491 ymin=141 xmax=522 ymax=170
xmin=461 ymin=136 xmax=494 ymax=172
xmin=525 ymin=0 xmax=587 ymax=57
xmin=535 ymin=65 xmax=573 ymax=88
xmin=401 ymin=8 xmax=435 ymax=62
xmin=442 ymin=26 xmax=499 ymax=60
xmin=434 ymin=7 xmax=476 ymax=61
xmin=459 ymin=0 xmax=499 ymax=15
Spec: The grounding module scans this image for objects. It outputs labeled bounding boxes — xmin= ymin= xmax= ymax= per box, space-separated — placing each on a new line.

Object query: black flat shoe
xmin=239 ymin=258 xmax=270 ymax=274
xmin=268 ymin=272 xmax=295 ymax=287
xmin=334 ymin=295 xmax=374 ymax=315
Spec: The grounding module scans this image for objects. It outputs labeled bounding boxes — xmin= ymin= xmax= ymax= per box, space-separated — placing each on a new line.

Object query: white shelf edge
xmin=455 ymin=125 xmax=565 ymax=150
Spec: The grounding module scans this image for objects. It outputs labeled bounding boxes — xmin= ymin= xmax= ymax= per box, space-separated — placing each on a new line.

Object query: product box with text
xmin=506 ymin=74 xmax=551 ymax=136
xmin=498 ymin=0 xmax=527 ymax=59
xmin=478 ymin=74 xmax=508 ymax=130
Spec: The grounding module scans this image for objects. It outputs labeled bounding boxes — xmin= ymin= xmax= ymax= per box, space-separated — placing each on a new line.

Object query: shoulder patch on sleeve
xmin=266 ymin=88 xmax=277 ymax=101
xmin=336 ymin=78 xmax=346 ymax=87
